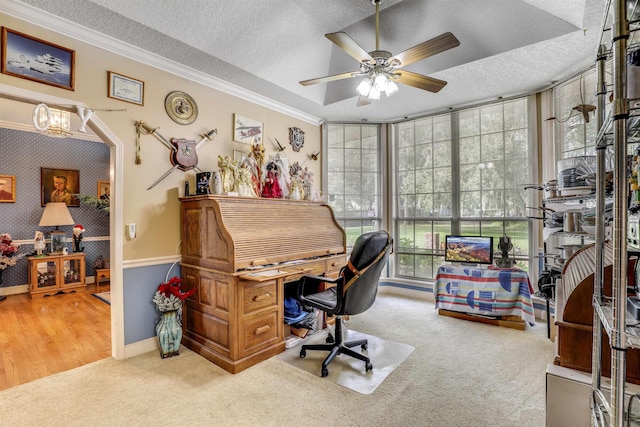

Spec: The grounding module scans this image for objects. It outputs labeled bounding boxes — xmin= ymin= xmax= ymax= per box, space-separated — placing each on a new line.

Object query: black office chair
xmin=297 ymin=230 xmax=392 ymax=377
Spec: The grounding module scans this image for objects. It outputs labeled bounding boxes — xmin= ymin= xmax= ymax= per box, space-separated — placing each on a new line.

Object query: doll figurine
xmin=218 ymin=155 xmax=236 ymax=193
xmin=34 ymin=231 xmax=46 ymax=256
xmin=261 ymin=160 xmax=283 ymax=198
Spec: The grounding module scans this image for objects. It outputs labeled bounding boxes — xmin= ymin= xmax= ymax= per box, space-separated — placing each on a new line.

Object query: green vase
xmin=156 ymin=309 xmax=182 ymax=358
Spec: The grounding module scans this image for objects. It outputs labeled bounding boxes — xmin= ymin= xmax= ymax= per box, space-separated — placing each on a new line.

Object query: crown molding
xmin=1 ymin=0 xmax=323 ymax=126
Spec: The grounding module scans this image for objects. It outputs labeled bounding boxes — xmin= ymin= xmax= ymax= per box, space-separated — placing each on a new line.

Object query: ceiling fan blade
xmin=395 ymin=70 xmax=447 ymax=93
xmin=325 ymin=32 xmax=374 ymax=63
xmin=299 ymin=71 xmax=363 ymax=86
xmin=356 ymin=95 xmax=372 ymax=107
xmin=390 ymin=32 xmax=460 ymax=67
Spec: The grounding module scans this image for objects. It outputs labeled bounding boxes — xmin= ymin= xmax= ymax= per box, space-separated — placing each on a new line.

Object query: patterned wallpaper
xmin=0 ymin=128 xmax=110 ymax=289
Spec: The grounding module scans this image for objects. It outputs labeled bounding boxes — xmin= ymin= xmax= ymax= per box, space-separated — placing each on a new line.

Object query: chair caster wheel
xmin=361 ymin=343 xmax=368 ymax=351
xmin=300 ymin=349 xmax=306 ymax=358
xmin=326 ymin=334 xmax=334 ymax=343
xmin=321 ymin=368 xmax=329 ymax=377
xmin=365 ymin=362 xmax=373 ymax=372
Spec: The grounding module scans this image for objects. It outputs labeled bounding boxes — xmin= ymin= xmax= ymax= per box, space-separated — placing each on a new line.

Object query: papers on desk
xmin=239 ymin=269 xmax=299 ymax=282
xmin=249 ymin=270 xmax=286 ymax=277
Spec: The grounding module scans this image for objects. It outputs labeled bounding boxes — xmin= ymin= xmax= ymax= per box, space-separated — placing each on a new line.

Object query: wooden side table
xmin=95 ymin=268 xmax=110 ymax=292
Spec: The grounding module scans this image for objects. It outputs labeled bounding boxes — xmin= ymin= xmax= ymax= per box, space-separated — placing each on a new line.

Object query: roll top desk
xmin=179 ymin=195 xmax=346 ymax=373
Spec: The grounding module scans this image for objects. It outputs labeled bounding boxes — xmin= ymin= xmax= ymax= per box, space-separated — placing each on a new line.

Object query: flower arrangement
xmin=152 ymin=276 xmax=196 ymax=312
xmin=0 ymin=233 xmax=26 ymax=270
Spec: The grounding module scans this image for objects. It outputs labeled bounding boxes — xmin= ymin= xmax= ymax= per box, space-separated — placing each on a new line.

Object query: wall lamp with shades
xmin=32 ymin=103 xmax=72 ymax=138
xmin=39 ymin=202 xmax=75 ymax=254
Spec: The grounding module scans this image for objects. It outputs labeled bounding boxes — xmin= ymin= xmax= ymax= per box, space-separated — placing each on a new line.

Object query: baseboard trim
xmin=124 ymin=337 xmax=157 ymax=358
xmin=0 ymin=284 xmax=28 ymax=296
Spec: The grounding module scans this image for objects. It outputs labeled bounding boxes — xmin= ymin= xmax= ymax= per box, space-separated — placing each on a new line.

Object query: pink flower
xmin=0 ymin=233 xmax=25 ymax=270
xmin=0 ymin=233 xmax=19 ymax=257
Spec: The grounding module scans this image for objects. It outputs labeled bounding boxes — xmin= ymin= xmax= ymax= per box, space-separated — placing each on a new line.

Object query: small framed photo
xmin=233 ymin=114 xmax=263 ymax=144
xmin=0 ymin=174 xmax=16 ymax=203
xmin=50 ymin=231 xmax=66 ymax=254
xmin=41 ymin=167 xmax=80 ymax=207
xmin=233 ymin=150 xmax=247 ymax=162
xmin=97 ymin=180 xmax=110 ymax=200
xmin=1 ymin=27 xmax=75 ymax=91
xmin=108 ymin=71 xmax=144 ymax=105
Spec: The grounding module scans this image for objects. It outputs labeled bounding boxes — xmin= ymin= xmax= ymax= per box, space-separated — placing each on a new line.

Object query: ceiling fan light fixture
xmin=384 ymin=79 xmax=399 ymax=97
xmin=298 ymin=0 xmax=459 ymax=107
xmin=356 ymin=78 xmax=373 ymax=96
xmin=373 ymin=73 xmax=389 ymax=92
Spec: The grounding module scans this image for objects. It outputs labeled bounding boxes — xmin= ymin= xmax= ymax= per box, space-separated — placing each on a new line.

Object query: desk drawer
xmin=240 ymin=279 xmax=278 ymax=315
xmin=95 ymin=269 xmax=110 ymax=281
xmin=325 ymin=255 xmax=345 ymax=277
xmin=240 ymin=311 xmax=280 ymax=356
xmin=283 ymin=261 xmax=325 ymax=283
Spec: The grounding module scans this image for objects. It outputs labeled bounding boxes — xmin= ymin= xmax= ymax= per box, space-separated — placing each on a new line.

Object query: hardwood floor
xmin=0 ymin=285 xmax=111 ymax=391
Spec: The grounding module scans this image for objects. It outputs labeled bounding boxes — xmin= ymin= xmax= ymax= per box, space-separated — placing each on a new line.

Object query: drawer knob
xmin=254 ymin=325 xmax=270 ymax=335
xmin=253 ymin=293 xmax=271 ymax=302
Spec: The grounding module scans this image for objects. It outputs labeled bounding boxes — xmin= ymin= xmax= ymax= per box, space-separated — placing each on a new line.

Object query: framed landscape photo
xmin=0 ymin=174 xmax=16 ymax=203
xmin=233 ymin=114 xmax=263 ymax=144
xmin=41 ymin=167 xmax=80 ymax=206
xmin=1 ymin=27 xmax=75 ymax=91
xmin=108 ymin=71 xmax=144 ymax=105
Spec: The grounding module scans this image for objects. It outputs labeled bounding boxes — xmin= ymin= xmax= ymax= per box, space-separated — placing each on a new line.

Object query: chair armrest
xmin=303 ymin=274 xmax=340 ymax=284
xmin=297 ymin=274 xmax=340 ymax=299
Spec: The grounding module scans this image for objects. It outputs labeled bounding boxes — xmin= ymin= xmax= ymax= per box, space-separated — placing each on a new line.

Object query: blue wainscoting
xmin=123 ymin=263 xmax=181 ymax=345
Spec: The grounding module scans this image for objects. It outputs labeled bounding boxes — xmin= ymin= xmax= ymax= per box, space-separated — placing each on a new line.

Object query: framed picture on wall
xmin=1 ymin=27 xmax=75 ymax=91
xmin=0 ymin=174 xmax=16 ymax=203
xmin=108 ymin=71 xmax=144 ymax=105
xmin=233 ymin=114 xmax=263 ymax=144
xmin=97 ymin=180 xmax=110 ymax=200
xmin=41 ymin=168 xmax=80 ymax=206
xmin=233 ymin=150 xmax=247 ymax=162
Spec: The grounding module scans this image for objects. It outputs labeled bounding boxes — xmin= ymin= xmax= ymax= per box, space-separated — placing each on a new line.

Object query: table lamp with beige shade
xmin=38 ymin=202 xmax=75 ymax=254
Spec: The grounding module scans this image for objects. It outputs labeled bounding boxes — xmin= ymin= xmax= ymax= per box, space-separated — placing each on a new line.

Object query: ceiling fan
xmin=299 ymin=0 xmax=460 ymax=106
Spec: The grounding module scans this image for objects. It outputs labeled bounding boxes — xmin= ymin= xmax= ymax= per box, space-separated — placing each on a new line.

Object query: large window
xmin=554 ymin=69 xmax=599 ymax=158
xmin=326 ymin=98 xmax=534 ymax=282
xmin=326 ymin=124 xmax=382 ymax=248
xmin=395 ymin=97 xmax=533 ymax=280
xmin=396 ymin=114 xmax=452 ymax=278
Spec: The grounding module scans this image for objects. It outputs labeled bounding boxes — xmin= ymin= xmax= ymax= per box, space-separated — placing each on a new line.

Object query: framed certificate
xmin=108 ymin=71 xmax=144 ymax=105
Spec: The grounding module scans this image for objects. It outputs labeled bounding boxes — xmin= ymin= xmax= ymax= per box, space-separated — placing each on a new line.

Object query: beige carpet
xmin=0 ymin=292 xmax=553 ymax=426
xmin=278 ymin=328 xmax=414 ymax=394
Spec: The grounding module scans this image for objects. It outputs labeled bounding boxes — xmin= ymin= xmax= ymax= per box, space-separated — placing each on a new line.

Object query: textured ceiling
xmin=9 ymin=0 xmax=605 ymax=123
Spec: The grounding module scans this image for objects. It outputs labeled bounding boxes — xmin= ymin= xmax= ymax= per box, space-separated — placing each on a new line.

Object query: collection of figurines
xmin=194 ymin=137 xmax=321 ymax=201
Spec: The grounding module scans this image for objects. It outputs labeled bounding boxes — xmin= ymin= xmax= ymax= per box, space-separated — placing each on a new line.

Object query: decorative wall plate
xmin=165 ymin=91 xmax=198 ymax=125
xmin=289 ymin=127 xmax=305 ymax=152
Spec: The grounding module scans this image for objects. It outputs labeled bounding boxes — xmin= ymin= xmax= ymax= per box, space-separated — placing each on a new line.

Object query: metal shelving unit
xmin=591 ymin=1 xmax=639 ymax=425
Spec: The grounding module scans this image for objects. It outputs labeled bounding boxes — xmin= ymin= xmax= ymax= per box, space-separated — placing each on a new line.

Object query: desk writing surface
xmin=434 ymin=264 xmax=535 ymax=324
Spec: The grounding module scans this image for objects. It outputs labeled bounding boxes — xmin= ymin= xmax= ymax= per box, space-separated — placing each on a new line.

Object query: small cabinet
xmin=28 ymin=253 xmax=86 ymax=298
